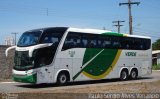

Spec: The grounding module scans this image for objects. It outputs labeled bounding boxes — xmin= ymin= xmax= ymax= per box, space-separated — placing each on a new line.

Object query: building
xmin=152 ymin=50 xmax=160 ymax=65
xmin=5 ymin=36 xmax=14 ymax=46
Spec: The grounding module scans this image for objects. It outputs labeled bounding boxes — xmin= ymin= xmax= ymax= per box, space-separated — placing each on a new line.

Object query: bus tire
xmin=57 ymin=72 xmax=69 ymax=85
xmin=120 ymin=70 xmax=128 ymax=81
xmin=130 ymin=69 xmax=138 ymax=79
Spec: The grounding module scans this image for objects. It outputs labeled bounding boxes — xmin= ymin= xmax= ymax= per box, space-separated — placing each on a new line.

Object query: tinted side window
xmin=141 ymin=39 xmax=151 ymax=50
xmin=40 ymin=33 xmax=61 ymax=44
xmin=121 ymin=37 xmax=151 ymax=50
xmin=62 ymin=32 xmax=82 ymax=50
xmin=147 ymin=39 xmax=151 ymax=49
xmin=85 ymin=35 xmax=97 ymax=48
xmin=101 ymin=36 xmax=112 ymax=48
xmin=112 ymin=37 xmax=121 ymax=49
xmin=62 ymin=32 xmax=151 ymax=50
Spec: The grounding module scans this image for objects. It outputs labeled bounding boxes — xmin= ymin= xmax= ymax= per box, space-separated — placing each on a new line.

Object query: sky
xmin=0 ymin=0 xmax=160 ymax=45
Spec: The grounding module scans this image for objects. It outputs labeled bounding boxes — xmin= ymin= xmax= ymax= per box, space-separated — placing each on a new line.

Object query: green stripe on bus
xmin=82 ymin=48 xmax=118 ymax=76
xmin=73 ymin=32 xmax=125 ymax=80
xmin=73 ymin=48 xmax=120 ymax=80
xmin=102 ymin=32 xmax=124 ymax=36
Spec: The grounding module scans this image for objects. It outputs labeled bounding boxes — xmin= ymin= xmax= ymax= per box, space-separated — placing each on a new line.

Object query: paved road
xmin=0 ymin=71 xmax=160 ymax=93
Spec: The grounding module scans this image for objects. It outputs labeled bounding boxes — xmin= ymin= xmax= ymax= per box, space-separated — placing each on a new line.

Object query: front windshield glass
xmin=14 ymin=51 xmax=33 ymax=70
xmin=17 ymin=31 xmax=42 ymax=47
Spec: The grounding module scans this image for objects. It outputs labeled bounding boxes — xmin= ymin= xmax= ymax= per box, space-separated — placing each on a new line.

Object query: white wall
xmin=157 ymin=53 xmax=160 ymax=65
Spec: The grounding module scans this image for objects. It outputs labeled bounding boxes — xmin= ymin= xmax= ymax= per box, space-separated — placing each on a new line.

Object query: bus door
xmin=36 ymin=29 xmax=65 ymax=83
xmin=35 ymin=46 xmax=58 ymax=83
xmin=59 ymin=48 xmax=73 ymax=73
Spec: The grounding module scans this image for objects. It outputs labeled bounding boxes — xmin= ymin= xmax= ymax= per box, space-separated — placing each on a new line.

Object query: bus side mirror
xmin=5 ymin=46 xmax=16 ymax=57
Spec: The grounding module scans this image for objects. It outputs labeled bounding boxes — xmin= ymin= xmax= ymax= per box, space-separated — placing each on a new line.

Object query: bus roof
xmin=25 ymin=27 xmax=151 ymax=39
xmin=126 ymin=34 xmax=151 ymax=39
xmin=68 ymin=27 xmax=111 ymax=34
xmin=68 ymin=27 xmax=151 ymax=39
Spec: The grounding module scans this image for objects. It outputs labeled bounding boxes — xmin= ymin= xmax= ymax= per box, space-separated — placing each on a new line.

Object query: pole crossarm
xmin=112 ymin=20 xmax=125 ymax=33
xmin=119 ymin=2 xmax=140 ymax=6
xmin=119 ymin=0 xmax=140 ymax=35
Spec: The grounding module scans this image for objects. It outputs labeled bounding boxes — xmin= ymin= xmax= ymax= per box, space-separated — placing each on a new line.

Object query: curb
xmin=0 ymin=82 xmax=16 ymax=84
xmin=152 ymin=70 xmax=160 ymax=72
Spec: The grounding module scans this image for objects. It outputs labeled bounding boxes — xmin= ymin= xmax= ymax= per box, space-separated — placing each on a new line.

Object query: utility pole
xmin=11 ymin=32 xmax=18 ymax=45
xmin=103 ymin=27 xmax=106 ymax=30
xmin=119 ymin=0 xmax=140 ymax=35
xmin=112 ymin=20 xmax=125 ymax=33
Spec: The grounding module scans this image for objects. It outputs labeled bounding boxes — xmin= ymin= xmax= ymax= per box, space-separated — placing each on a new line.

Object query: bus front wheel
xmin=57 ymin=72 xmax=69 ymax=85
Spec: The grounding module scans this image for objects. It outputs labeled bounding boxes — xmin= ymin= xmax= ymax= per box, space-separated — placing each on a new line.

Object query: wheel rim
xmin=60 ymin=74 xmax=67 ymax=84
xmin=121 ymin=71 xmax=127 ymax=80
xmin=131 ymin=71 xmax=136 ymax=78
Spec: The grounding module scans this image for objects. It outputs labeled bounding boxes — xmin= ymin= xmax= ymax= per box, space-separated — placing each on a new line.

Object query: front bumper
xmin=12 ymin=73 xmax=37 ymax=83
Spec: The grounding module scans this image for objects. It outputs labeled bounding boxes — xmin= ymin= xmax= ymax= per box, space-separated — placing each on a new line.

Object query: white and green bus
xmin=6 ymin=27 xmax=152 ymax=85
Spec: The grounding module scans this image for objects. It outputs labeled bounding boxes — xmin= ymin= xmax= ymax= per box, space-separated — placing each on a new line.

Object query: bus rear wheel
xmin=130 ymin=70 xmax=138 ymax=79
xmin=57 ymin=72 xmax=69 ymax=85
xmin=120 ymin=70 xmax=128 ymax=81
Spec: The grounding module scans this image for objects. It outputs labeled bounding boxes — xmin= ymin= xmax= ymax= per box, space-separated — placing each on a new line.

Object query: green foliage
xmin=152 ymin=64 xmax=160 ymax=70
xmin=152 ymin=39 xmax=160 ymax=50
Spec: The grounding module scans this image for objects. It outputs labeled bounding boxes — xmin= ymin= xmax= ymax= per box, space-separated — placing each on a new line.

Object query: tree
xmin=152 ymin=39 xmax=160 ymax=50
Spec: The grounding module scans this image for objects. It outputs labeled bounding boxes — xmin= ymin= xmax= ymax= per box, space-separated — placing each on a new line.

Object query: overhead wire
xmin=0 ymin=1 xmax=159 ymax=43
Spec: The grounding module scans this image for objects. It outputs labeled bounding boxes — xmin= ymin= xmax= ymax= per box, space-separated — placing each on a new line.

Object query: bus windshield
xmin=17 ymin=31 xmax=42 ymax=47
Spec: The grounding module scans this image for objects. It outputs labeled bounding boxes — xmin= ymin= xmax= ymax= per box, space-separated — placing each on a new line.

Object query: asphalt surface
xmin=0 ymin=70 xmax=160 ymax=93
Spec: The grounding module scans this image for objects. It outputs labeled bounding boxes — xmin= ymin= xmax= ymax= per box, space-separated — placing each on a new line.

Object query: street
xmin=0 ymin=71 xmax=160 ymax=93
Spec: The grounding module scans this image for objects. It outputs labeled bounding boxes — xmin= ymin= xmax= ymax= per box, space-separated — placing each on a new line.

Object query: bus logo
xmin=125 ymin=52 xmax=136 ymax=56
xmin=69 ymin=51 xmax=75 ymax=57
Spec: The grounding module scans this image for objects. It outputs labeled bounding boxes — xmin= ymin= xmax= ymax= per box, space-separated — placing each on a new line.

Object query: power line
xmin=0 ymin=3 xmax=129 ymax=20
xmin=46 ymin=8 xmax=49 ymax=16
xmin=145 ymin=1 xmax=160 ymax=10
xmin=133 ymin=27 xmax=160 ymax=35
xmin=133 ymin=30 xmax=160 ymax=39
xmin=0 ymin=6 xmax=117 ymax=20
xmin=119 ymin=0 xmax=140 ymax=35
xmin=112 ymin=20 xmax=125 ymax=33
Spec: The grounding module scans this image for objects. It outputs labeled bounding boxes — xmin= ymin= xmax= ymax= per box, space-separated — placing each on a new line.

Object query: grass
xmin=152 ymin=64 xmax=160 ymax=70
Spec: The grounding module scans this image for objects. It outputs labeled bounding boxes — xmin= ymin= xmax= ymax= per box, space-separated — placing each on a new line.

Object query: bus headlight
xmin=27 ymin=71 xmax=36 ymax=76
